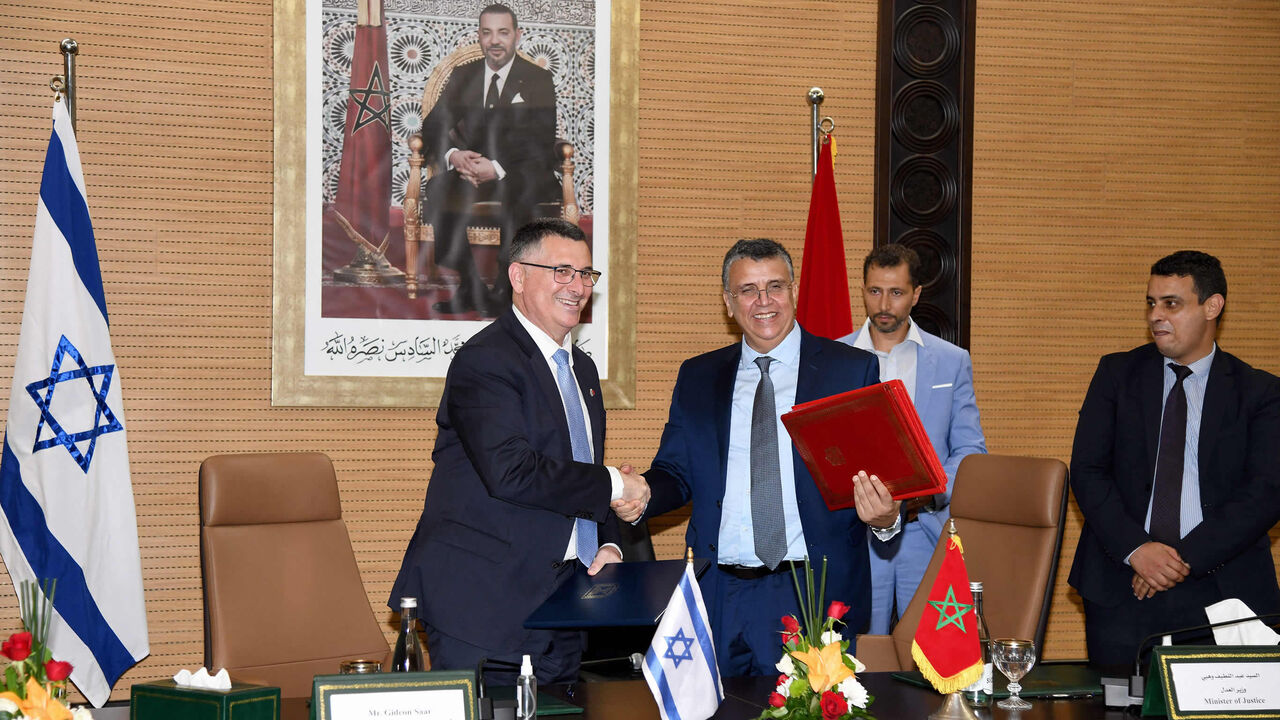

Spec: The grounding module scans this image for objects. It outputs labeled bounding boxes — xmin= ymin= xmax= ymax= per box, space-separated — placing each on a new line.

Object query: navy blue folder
xmin=524 ymin=559 xmax=711 ymax=629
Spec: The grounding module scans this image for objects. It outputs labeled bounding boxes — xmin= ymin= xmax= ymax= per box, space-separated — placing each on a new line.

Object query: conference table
xmin=543 ymin=671 xmax=1128 ymax=720
xmin=282 ymin=669 xmax=1131 ymax=719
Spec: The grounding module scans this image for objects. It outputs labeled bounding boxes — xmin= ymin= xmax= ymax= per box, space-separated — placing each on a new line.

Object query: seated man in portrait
xmin=420 ymin=3 xmax=559 ymax=316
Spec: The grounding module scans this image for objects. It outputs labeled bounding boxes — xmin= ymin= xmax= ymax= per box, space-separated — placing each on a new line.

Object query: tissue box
xmin=131 ymin=680 xmax=280 ymax=720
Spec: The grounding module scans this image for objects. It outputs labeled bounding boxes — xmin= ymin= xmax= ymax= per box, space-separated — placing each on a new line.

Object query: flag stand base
xmin=929 ymin=692 xmax=980 ymax=720
xmin=333 ymin=245 xmax=406 ymax=286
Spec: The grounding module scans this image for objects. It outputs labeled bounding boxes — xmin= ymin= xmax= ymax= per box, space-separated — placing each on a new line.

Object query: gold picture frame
xmin=271 ymin=0 xmax=637 ymax=407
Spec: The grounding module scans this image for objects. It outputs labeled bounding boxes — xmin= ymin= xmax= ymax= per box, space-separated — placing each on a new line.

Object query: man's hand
xmin=853 ymin=471 xmax=901 ymax=529
xmin=449 ymin=149 xmax=482 ymax=174
xmin=1129 ymin=541 xmax=1190 ymax=592
xmin=587 ymin=544 xmax=622 ymax=576
xmin=1132 ymin=573 xmax=1158 ymax=600
xmin=612 ymin=463 xmax=649 ymax=523
xmin=465 ymin=157 xmax=499 ymax=184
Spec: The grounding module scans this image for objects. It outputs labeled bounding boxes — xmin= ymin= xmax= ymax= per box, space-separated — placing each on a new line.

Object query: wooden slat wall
xmin=0 ymin=0 xmax=1277 ymax=702
xmin=971 ymin=0 xmax=1280 ymax=659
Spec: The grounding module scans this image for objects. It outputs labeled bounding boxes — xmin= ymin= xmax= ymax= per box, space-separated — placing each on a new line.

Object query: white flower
xmin=847 ymin=654 xmax=866 ymax=674
xmin=777 ymin=675 xmax=793 ymax=696
xmin=821 ymin=629 xmax=842 ymax=647
xmin=71 ymin=708 xmax=95 ymax=720
xmin=0 ymin=697 xmax=19 ymax=713
xmin=775 ymin=653 xmax=795 ymax=676
xmin=837 ymin=675 xmax=869 ymax=709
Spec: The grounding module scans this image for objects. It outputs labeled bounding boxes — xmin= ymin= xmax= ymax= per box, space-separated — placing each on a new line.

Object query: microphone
xmin=1102 ymin=611 xmax=1280 ymax=708
xmin=579 ymin=652 xmax=645 ymax=673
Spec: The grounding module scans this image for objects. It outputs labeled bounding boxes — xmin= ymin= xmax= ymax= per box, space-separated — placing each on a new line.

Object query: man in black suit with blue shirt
xmin=1069 ymin=250 xmax=1280 ymax=671
xmin=421 ymin=3 xmax=559 ymax=315
xmin=390 ymin=219 xmax=649 ymax=683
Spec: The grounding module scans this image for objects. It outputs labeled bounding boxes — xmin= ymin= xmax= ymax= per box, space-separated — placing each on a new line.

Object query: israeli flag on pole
xmin=642 ymin=562 xmax=722 ymax=720
xmin=0 ymin=98 xmax=149 ymax=706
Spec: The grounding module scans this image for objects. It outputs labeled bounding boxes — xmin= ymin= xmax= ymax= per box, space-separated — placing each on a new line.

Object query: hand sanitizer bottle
xmin=516 ymin=654 xmax=537 ymax=720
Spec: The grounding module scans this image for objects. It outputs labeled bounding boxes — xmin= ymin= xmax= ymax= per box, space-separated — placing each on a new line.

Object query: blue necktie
xmin=553 ymin=349 xmax=597 ymax=566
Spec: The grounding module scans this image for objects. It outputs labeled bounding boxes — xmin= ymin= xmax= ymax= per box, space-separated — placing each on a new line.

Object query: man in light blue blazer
xmin=838 ymin=244 xmax=987 ymax=634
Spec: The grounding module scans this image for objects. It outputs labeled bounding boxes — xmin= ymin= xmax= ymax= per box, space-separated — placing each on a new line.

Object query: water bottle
xmin=391 ymin=597 xmax=425 ymax=672
xmin=516 ymin=654 xmax=537 ymax=720
xmin=962 ymin=581 xmax=993 ymax=708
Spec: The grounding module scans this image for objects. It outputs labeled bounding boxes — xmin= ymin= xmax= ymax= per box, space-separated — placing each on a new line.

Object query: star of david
xmin=25 ymin=335 xmax=123 ymax=474
xmin=928 ymin=585 xmax=973 ymax=632
xmin=663 ymin=628 xmax=696 ymax=668
xmin=349 ymin=62 xmax=391 ymax=135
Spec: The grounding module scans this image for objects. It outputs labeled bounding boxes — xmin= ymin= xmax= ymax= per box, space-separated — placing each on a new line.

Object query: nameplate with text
xmin=1143 ymin=646 xmax=1280 ymax=719
xmin=312 ymin=671 xmax=477 ymax=720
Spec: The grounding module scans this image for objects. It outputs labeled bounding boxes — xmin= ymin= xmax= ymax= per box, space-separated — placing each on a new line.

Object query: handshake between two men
xmin=604 ymin=467 xmax=904 ymax=539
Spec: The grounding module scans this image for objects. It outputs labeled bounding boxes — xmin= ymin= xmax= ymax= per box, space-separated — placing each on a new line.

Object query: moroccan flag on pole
xmin=333 ymin=0 xmax=393 ymax=246
xmin=0 ymin=98 xmax=149 ymax=706
xmin=910 ymin=529 xmax=982 ymax=693
xmin=795 ymin=134 xmax=852 ymax=339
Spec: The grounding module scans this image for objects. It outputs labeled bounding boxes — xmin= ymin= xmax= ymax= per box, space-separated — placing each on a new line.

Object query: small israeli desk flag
xmin=0 ymin=98 xmax=149 ymax=706
xmin=642 ymin=558 xmax=722 ymax=720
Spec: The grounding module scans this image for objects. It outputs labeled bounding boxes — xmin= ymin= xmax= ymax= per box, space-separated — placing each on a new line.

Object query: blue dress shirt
xmin=718 ymin=323 xmax=808 ymax=566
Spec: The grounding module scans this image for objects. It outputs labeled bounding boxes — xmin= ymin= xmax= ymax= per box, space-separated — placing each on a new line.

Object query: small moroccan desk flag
xmin=910 ymin=524 xmax=982 ymax=693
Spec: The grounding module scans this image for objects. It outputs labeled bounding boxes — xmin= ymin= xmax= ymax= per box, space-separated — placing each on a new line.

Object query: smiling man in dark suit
xmin=634 ymin=238 xmax=903 ymax=677
xmin=390 ymin=218 xmax=649 ymax=683
xmin=1069 ymin=250 xmax=1280 ymax=672
xmin=421 ymin=3 xmax=559 ymax=316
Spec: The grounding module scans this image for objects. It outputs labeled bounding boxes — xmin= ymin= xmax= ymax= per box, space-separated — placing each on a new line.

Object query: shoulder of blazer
xmin=1209 ymin=346 xmax=1280 ymax=396
xmin=679 ymin=341 xmax=741 ymax=375
xmin=481 ymin=309 xmax=538 ymax=360
xmin=510 ymin=54 xmax=552 ymax=82
xmin=916 ymin=327 xmax=969 ymax=362
xmin=444 ymin=58 xmax=485 ymax=95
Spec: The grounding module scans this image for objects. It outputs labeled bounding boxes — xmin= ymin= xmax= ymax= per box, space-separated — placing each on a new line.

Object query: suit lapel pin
xmin=589 ymin=388 xmax=595 ymax=397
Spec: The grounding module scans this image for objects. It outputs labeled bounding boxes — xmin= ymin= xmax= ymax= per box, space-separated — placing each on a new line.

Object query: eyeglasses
xmin=728 ymin=281 xmax=792 ymax=302
xmin=517 ymin=262 xmax=602 ymax=286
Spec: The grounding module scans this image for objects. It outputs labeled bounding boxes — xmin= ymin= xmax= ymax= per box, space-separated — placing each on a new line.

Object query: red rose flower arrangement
xmin=755 ymin=558 xmax=874 ymax=720
xmin=0 ymin=580 xmax=92 ymax=719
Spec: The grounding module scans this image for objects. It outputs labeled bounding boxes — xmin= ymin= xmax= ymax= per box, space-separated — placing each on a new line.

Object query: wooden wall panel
xmin=971 ymin=0 xmax=1280 ymax=661
xmin=0 ymin=0 xmax=1276 ymax=703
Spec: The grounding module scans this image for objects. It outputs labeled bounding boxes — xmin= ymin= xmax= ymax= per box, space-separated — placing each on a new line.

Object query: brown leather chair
xmin=199 ymin=452 xmax=390 ymax=697
xmin=855 ymin=454 xmax=1069 ymax=671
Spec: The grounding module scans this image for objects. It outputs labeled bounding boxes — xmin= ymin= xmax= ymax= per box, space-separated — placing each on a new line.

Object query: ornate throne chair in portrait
xmin=401 ymin=44 xmax=580 ymax=299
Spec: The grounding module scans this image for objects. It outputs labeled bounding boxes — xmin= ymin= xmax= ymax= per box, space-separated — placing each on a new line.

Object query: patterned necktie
xmin=750 ymin=356 xmax=787 ymax=570
xmin=1150 ymin=363 xmax=1192 ymax=544
xmin=486 ymin=72 xmax=500 ymax=109
xmin=553 ymin=349 xmax=597 ymax=566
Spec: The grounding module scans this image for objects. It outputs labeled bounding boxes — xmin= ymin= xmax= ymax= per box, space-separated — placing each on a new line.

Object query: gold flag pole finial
xmin=685 ymin=547 xmax=694 ymax=564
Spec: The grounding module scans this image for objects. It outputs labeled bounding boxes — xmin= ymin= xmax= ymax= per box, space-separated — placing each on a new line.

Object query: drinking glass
xmin=992 ymin=638 xmax=1036 ymax=710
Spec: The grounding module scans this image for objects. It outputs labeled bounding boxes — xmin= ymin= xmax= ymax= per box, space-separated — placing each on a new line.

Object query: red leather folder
xmin=780 ymin=379 xmax=947 ymax=511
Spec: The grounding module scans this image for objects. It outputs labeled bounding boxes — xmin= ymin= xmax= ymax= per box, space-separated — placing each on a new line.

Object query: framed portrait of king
xmin=272 ymin=0 xmax=637 ymax=407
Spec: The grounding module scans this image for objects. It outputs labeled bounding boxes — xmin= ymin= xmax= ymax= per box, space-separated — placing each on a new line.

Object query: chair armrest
xmin=854 ymin=633 xmax=904 ymax=672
